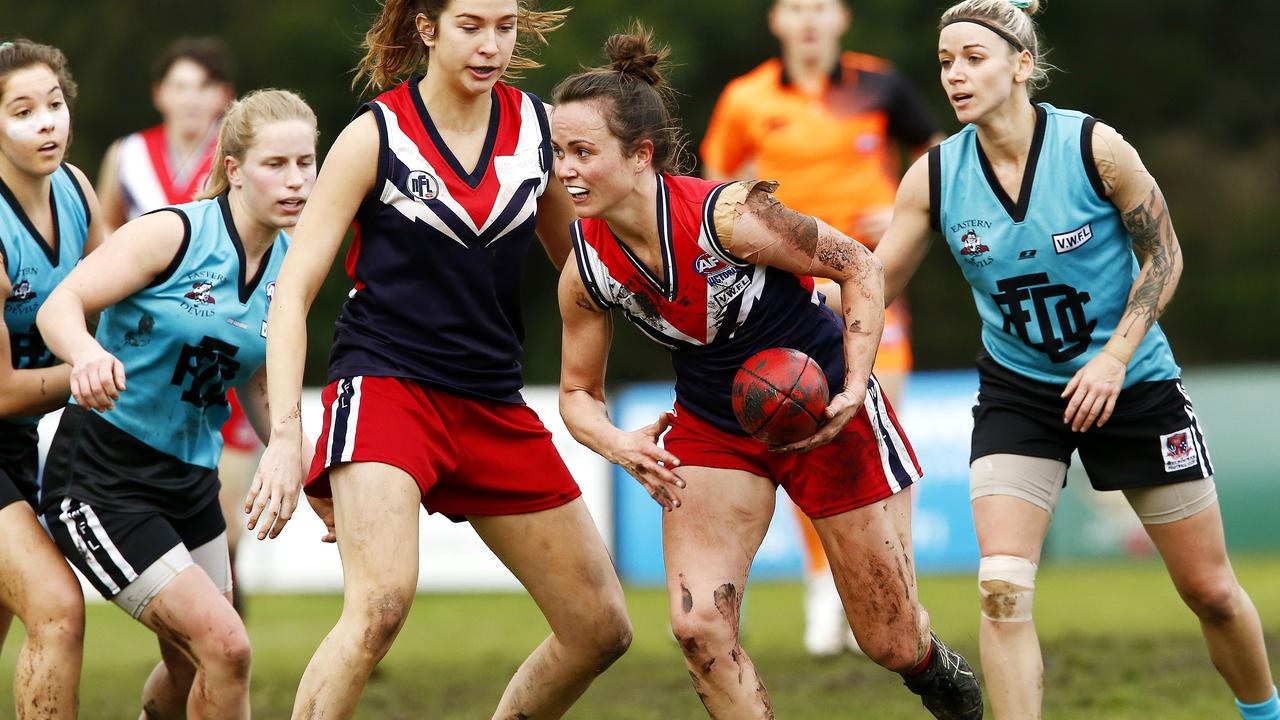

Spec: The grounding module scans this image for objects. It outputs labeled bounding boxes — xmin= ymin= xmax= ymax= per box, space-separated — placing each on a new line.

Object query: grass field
xmin=3 ymin=556 xmax=1278 ymax=719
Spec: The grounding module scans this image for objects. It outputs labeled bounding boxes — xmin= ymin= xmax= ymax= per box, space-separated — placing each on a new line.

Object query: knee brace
xmin=978 ymin=555 xmax=1037 ymax=622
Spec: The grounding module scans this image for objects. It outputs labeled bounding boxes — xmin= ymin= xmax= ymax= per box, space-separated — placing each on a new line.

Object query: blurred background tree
xmin=8 ymin=0 xmax=1276 ymax=386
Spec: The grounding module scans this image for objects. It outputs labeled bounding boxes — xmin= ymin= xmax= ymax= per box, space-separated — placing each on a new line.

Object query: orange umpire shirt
xmin=701 ymin=52 xmax=937 ymax=373
xmin=701 ymin=51 xmax=936 ymax=236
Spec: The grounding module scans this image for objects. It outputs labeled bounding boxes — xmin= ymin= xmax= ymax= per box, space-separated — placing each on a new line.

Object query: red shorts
xmin=221 ymin=389 xmax=261 ymax=453
xmin=306 ymin=376 xmax=581 ymax=521
xmin=664 ymin=378 xmax=922 ymax=519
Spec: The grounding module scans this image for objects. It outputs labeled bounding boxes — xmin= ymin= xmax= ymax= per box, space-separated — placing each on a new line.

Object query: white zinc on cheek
xmin=4 ymin=104 xmax=69 ymax=144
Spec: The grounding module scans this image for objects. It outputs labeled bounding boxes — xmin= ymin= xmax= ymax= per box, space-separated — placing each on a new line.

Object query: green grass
xmin=3 ymin=556 xmax=1279 ymax=718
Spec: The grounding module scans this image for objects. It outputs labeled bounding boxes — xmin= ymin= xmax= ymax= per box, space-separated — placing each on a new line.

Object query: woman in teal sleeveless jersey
xmin=0 ymin=39 xmax=105 ymax=719
xmin=36 ymin=89 xmax=317 ymax=720
xmin=874 ymin=1 xmax=1278 ymax=718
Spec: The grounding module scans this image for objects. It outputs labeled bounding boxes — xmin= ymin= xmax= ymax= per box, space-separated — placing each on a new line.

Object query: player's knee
xmin=590 ymin=611 xmax=633 ymax=673
xmin=978 ymin=554 xmax=1037 ymax=622
xmin=1178 ymin=576 xmax=1240 ymax=625
xmin=671 ymin=609 xmax=736 ymax=668
xmin=197 ymin=625 xmax=252 ymax=680
xmin=26 ymin=586 xmax=85 ymax=649
xmin=352 ymin=589 xmax=413 ymax=658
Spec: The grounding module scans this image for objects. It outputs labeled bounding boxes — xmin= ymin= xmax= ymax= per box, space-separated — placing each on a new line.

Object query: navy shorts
xmin=971 ymin=354 xmax=1214 ymax=491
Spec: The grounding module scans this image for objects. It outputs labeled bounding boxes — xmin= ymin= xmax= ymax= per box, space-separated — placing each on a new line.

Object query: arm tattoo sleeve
xmin=742 ymin=187 xmax=875 ymax=281
xmin=1119 ymin=185 xmax=1178 ymax=336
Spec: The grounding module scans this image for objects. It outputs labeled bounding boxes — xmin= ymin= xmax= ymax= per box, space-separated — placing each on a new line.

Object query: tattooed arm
xmin=717 ymin=181 xmax=885 ymax=451
xmin=1060 ymin=122 xmax=1184 ymax=432
xmin=1095 ymin=122 xmax=1184 ymax=359
xmin=557 ymin=255 xmax=683 ymax=510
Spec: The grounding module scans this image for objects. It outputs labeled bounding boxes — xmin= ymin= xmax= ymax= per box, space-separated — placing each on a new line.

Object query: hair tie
xmin=0 ymin=42 xmax=13 ymax=51
xmin=1008 ymin=0 xmax=1032 ymax=8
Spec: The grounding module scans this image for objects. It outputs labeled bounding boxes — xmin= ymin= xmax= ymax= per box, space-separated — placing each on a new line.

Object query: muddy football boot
xmin=902 ymin=633 xmax=983 ymax=719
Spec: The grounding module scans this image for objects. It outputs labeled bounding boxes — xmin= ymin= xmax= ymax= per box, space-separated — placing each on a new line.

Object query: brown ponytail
xmin=552 ymin=22 xmax=689 ymax=175
xmin=352 ymin=0 xmax=570 ymax=95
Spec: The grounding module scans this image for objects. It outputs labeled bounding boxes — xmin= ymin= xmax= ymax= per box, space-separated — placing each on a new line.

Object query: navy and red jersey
xmin=573 ymin=175 xmax=846 ymax=434
xmin=327 ymin=78 xmax=553 ymax=402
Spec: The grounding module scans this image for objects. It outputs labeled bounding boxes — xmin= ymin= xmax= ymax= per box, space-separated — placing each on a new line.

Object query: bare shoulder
xmin=558 ymin=251 xmax=605 ymax=315
xmin=896 ymin=152 xmax=932 ymax=210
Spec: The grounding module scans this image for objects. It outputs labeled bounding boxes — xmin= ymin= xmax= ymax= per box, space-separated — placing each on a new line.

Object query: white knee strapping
xmin=978 ymin=554 xmax=1037 ymax=622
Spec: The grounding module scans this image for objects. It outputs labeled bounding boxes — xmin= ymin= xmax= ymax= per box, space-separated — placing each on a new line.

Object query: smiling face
xmin=420 ymin=0 xmax=518 ymax=96
xmin=551 ymin=100 xmax=653 ymax=220
xmin=225 ymin=119 xmax=317 ymax=230
xmin=937 ymin=22 xmax=1033 ymax=124
xmin=0 ymin=64 xmax=71 ymax=178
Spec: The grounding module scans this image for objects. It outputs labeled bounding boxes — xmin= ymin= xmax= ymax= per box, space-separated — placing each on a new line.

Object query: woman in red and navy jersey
xmin=554 ymin=28 xmax=981 ymax=719
xmin=252 ymin=1 xmax=631 ymax=717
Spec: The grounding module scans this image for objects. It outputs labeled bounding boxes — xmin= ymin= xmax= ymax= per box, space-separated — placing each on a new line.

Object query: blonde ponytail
xmin=200 ymin=89 xmax=317 ymax=200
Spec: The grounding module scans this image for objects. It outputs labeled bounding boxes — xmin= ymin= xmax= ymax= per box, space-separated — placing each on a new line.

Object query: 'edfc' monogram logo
xmin=991 ymin=273 xmax=1096 ymax=362
xmin=170 ymin=336 xmax=241 ymax=408
xmin=406 ymin=170 xmax=439 ymax=202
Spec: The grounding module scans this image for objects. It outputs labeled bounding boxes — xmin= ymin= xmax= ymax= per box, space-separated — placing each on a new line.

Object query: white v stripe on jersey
xmin=378 ymin=100 xmax=544 ymax=238
xmin=116 ymin=134 xmax=168 ymax=220
xmin=379 ymin=179 xmax=468 ymax=248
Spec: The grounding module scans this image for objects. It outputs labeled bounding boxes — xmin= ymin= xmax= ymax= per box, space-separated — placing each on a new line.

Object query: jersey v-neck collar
xmin=217 ymin=193 xmax=274 ymax=305
xmin=609 ymin=174 xmax=676 ymax=301
xmin=974 ymin=103 xmax=1047 ymax=224
xmin=0 ymin=169 xmax=61 ymax=266
xmin=410 ymin=76 xmax=501 ymax=190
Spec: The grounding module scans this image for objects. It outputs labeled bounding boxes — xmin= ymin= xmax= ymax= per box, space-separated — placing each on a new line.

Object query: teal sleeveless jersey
xmin=1 ymin=164 xmax=91 ymax=425
xmin=930 ymin=103 xmax=1178 ymax=387
xmin=84 ymin=194 xmax=288 ymax=467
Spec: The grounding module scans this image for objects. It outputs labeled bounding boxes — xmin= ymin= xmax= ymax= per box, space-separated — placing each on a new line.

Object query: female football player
xmin=554 ymin=25 xmax=982 ymax=720
xmin=874 ymin=1 xmax=1279 ymax=717
xmin=0 ymin=37 xmax=104 ymax=720
xmin=254 ymin=2 xmax=633 ymax=718
xmin=38 ymin=88 xmax=317 ymax=720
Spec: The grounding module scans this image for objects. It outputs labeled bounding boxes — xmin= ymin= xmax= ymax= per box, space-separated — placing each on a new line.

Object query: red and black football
xmin=731 ymin=348 xmax=829 ymax=446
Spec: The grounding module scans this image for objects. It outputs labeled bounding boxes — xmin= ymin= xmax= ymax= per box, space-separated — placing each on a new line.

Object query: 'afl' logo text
xmin=407 ymin=170 xmax=439 ymax=202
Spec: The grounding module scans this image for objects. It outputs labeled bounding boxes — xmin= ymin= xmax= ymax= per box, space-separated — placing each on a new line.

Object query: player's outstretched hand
xmin=772 ymin=388 xmax=863 ymax=454
xmin=69 ymin=344 xmax=126 ymax=412
xmin=1062 ymin=350 xmax=1126 ymax=432
xmin=608 ymin=413 xmax=684 ymax=512
xmin=307 ymin=494 xmax=337 ymax=544
xmin=245 ymin=434 xmax=303 ymax=540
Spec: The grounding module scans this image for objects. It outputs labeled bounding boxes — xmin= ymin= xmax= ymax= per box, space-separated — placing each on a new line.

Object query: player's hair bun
xmin=604 ymin=25 xmax=669 ymax=86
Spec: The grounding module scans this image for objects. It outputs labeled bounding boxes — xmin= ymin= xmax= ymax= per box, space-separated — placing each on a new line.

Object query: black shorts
xmin=971 ymin=354 xmax=1214 ymax=491
xmin=40 ymin=406 xmax=220 ymax=519
xmin=44 ymin=493 xmax=225 ymax=600
xmin=0 ymin=421 xmax=40 ymax=509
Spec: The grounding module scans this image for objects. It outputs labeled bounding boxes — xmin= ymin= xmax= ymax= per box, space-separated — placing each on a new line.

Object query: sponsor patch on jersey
xmin=854 ymin=132 xmax=882 ymax=154
xmin=693 ymin=252 xmax=737 ymax=287
xmin=406 ymin=170 xmax=440 ymax=202
xmin=495 ymin=149 xmax=545 ymax=186
xmin=1052 ymin=223 xmax=1093 ymax=254
xmin=1160 ymin=428 xmax=1199 ymax=472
